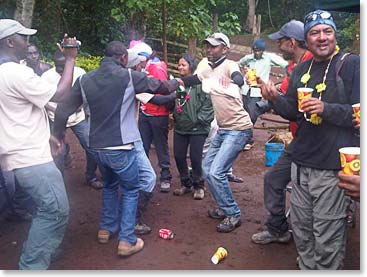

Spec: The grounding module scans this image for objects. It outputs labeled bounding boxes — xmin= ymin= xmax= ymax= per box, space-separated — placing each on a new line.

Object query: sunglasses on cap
xmin=304 ymin=10 xmax=333 ymax=25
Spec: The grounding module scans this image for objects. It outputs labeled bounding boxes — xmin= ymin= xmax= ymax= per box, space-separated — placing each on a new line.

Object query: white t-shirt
xmin=0 ymin=62 xmax=57 ymax=171
xmin=42 ymin=66 xmax=86 ymax=127
xmin=197 ymin=58 xmax=252 ymax=131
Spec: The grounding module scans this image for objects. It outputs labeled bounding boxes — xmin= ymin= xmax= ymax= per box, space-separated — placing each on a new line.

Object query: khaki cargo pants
xmin=290 ymin=163 xmax=348 ymax=270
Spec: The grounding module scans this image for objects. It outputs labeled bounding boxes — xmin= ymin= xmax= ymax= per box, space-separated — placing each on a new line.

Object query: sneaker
xmin=87 ymin=178 xmax=103 ymax=190
xmin=160 ymin=181 xmax=171 ymax=192
xmin=216 ymin=216 xmax=241 ymax=233
xmin=251 ymin=230 xmax=291 ymax=244
xmin=135 ymin=222 xmax=152 ymax=235
xmin=173 ymin=186 xmax=192 ymax=196
xmin=117 ymin=238 xmax=144 ymax=257
xmin=208 ymin=208 xmax=226 ymax=219
xmin=97 ymin=229 xmax=110 ymax=244
xmin=227 ymin=174 xmax=244 ymax=183
xmin=243 ymin=142 xmax=254 ymax=151
xmin=193 ymin=188 xmax=204 ymax=200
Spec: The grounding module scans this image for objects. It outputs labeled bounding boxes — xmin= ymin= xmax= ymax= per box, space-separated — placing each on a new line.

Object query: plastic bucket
xmin=265 ymin=142 xmax=284 ymax=167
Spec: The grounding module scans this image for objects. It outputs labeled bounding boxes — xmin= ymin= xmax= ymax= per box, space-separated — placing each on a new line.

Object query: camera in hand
xmin=60 ymin=39 xmax=81 ymax=49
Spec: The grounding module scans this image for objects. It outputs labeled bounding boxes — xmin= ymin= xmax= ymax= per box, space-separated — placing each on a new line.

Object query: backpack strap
xmin=335 ymin=52 xmax=351 ymax=104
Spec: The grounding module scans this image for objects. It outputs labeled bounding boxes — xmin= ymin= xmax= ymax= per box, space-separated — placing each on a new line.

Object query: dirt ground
xmin=0 ymin=112 xmax=360 ymax=270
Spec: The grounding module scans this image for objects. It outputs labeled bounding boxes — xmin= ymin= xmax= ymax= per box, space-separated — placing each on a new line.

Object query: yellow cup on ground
xmin=339 ymin=147 xmax=360 ymax=176
xmin=211 ymin=247 xmax=228 ymax=264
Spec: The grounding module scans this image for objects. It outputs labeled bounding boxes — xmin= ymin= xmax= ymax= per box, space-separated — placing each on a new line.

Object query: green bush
xmin=76 ymin=55 xmax=103 ymax=72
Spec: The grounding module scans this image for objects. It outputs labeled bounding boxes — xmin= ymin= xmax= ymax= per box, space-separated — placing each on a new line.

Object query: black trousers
xmin=138 ymin=113 xmax=171 ymax=182
xmin=264 ymin=141 xmax=294 ymax=235
xmin=173 ymin=132 xmax=207 ymax=189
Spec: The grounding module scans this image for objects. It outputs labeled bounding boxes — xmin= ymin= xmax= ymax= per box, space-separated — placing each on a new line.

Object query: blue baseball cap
xmin=268 ymin=20 xmax=305 ymax=42
xmin=252 ymin=39 xmax=265 ymax=51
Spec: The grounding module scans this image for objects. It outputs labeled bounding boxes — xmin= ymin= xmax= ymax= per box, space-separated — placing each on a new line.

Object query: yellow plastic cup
xmin=297 ymin=87 xmax=313 ymax=112
xmin=339 ymin=147 xmax=360 ymax=176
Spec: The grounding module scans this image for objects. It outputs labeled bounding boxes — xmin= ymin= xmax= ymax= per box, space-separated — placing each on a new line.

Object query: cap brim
xmin=268 ymin=31 xmax=283 ymax=40
xmin=17 ymin=28 xmax=37 ymax=36
xmin=204 ymin=38 xmax=222 ymax=46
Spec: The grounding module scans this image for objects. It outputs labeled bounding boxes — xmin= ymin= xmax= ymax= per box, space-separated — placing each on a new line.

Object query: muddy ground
xmin=0 ymin=112 xmax=360 ymax=270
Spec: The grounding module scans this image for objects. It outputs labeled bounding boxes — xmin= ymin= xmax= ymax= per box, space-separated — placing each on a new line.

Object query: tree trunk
xmin=14 ymin=0 xmax=35 ymax=27
xmin=245 ymin=0 xmax=256 ymax=33
xmin=162 ymin=1 xmax=168 ymax=64
xmin=213 ymin=13 xmax=218 ymax=32
xmin=253 ymin=14 xmax=261 ymax=39
xmin=188 ymin=37 xmax=197 ymax=57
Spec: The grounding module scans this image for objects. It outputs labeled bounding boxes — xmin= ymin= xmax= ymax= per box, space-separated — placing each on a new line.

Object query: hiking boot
xmin=87 ymin=178 xmax=103 ymax=190
xmin=208 ymin=208 xmax=226 ymax=219
xmin=193 ymin=188 xmax=205 ymax=200
xmin=160 ymin=181 xmax=171 ymax=192
xmin=216 ymin=216 xmax=241 ymax=233
xmin=227 ymin=174 xmax=244 ymax=183
xmin=173 ymin=186 xmax=192 ymax=196
xmin=135 ymin=222 xmax=152 ymax=235
xmin=97 ymin=229 xmax=110 ymax=244
xmin=117 ymin=238 xmax=144 ymax=257
xmin=251 ymin=230 xmax=291 ymax=245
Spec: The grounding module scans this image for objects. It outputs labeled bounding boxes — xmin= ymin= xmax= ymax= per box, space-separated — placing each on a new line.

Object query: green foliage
xmin=334 ymin=14 xmax=359 ymax=52
xmin=4 ymin=0 xmax=359 ymax=59
xmin=75 ymin=55 xmax=103 ymax=72
xmin=218 ymin=12 xmax=242 ymax=35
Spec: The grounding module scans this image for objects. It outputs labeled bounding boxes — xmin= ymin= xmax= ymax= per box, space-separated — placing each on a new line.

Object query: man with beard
xmin=251 ymin=20 xmax=313 ymax=245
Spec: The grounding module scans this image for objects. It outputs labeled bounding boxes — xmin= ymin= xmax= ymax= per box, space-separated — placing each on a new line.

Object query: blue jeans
xmin=0 ymin=169 xmax=34 ymax=216
xmin=202 ymin=129 xmax=250 ymax=217
xmin=70 ymin=120 xmax=99 ymax=182
xmin=13 ymin=162 xmax=69 ymax=270
xmin=92 ymin=148 xmax=140 ymax=244
xmin=135 ymin=140 xmax=156 ymax=193
xmin=50 ymin=119 xmax=99 ymax=182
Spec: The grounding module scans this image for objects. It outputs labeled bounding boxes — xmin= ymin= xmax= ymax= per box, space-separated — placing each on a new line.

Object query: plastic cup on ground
xmin=211 ymin=247 xmax=228 ymax=264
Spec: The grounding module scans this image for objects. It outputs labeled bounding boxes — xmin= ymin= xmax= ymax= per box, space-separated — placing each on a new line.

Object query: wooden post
xmin=188 ymin=37 xmax=197 ymax=57
xmin=162 ymin=1 xmax=168 ymax=64
xmin=213 ymin=13 xmax=219 ymax=32
xmin=252 ymin=14 xmax=261 ymax=40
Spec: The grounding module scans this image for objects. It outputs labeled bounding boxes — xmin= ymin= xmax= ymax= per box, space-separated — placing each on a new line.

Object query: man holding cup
xmin=259 ymin=10 xmax=359 ymax=269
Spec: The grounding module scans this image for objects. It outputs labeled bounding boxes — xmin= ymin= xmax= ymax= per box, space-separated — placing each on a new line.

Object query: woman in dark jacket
xmin=172 ymin=54 xmax=214 ymax=199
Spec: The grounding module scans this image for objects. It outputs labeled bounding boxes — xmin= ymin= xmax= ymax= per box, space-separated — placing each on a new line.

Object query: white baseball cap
xmin=204 ymin=33 xmax=231 ymax=48
xmin=0 ymin=19 xmax=37 ymax=40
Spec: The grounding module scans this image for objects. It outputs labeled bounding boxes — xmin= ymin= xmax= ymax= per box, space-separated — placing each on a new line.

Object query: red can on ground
xmin=159 ymin=228 xmax=174 ymax=240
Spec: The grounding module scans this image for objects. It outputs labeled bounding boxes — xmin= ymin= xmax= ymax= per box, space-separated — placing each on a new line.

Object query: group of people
xmin=0 ymin=7 xmax=360 ymax=270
